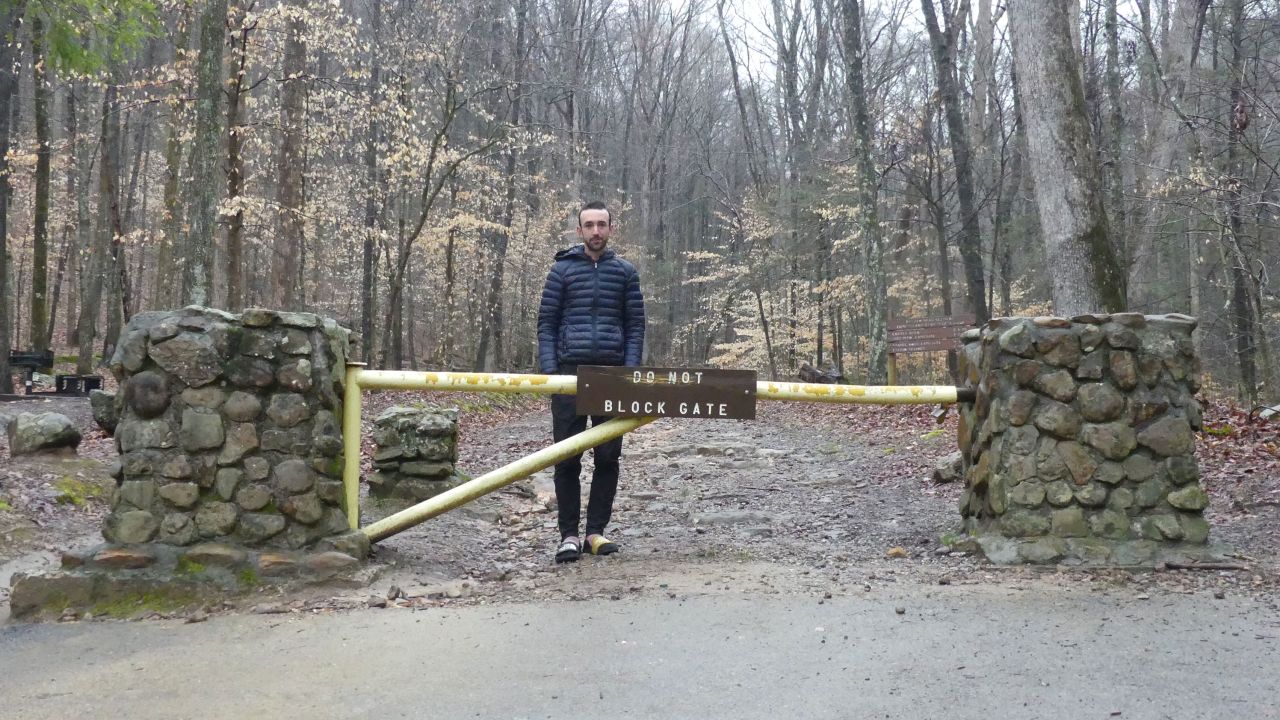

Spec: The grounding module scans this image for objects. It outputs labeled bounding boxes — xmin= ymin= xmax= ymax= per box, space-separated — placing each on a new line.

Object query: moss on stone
xmin=175 ymin=557 xmax=207 ymax=576
xmin=53 ymin=476 xmax=110 ymax=507
xmin=237 ymin=567 xmax=260 ymax=587
xmin=90 ymin=590 xmax=201 ymax=619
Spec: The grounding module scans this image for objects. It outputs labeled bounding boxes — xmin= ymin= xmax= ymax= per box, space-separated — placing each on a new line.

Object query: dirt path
xmin=367 ymin=400 xmax=1280 ymax=610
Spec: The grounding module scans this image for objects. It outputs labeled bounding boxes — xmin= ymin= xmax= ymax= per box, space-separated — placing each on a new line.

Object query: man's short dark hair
xmin=578 ymin=200 xmax=611 ymax=226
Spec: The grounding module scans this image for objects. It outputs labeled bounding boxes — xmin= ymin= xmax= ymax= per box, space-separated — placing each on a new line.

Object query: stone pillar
xmin=367 ymin=407 xmax=463 ymax=501
xmin=8 ymin=307 xmax=372 ymax=621
xmin=104 ymin=306 xmax=352 ymax=550
xmin=957 ymin=313 xmax=1215 ymax=565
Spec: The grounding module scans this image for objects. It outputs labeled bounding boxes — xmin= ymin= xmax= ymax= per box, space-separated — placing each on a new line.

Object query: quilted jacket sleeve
xmin=537 ymin=265 xmax=564 ymax=374
xmin=623 ymin=264 xmax=646 ymax=366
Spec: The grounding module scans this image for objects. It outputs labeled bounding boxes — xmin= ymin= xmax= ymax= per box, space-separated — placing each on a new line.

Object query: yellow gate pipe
xmin=756 ymin=381 xmax=965 ymax=404
xmin=361 ymin=416 xmax=657 ymax=543
xmin=342 ymin=364 xmax=365 ymax=529
xmin=355 ymin=369 xmax=578 ymax=394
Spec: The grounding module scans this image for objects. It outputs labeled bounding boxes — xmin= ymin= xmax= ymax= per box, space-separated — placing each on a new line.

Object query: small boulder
xmin=6 ymin=412 xmax=82 ymax=456
xmin=932 ymin=451 xmax=963 ymax=483
xmin=89 ymin=390 xmax=119 ymax=434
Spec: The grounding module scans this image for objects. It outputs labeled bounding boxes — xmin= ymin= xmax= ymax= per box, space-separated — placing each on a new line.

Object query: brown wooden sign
xmin=888 ymin=313 xmax=975 ymax=354
xmin=576 ymin=366 xmax=757 ymax=419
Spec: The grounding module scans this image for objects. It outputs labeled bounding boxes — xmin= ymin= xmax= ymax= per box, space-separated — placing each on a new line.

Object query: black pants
xmin=551 ymin=393 xmax=623 ymax=540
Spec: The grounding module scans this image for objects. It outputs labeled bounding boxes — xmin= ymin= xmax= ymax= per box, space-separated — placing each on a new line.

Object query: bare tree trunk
xmin=1104 ymin=0 xmax=1126 ymax=263
xmin=224 ymin=6 xmax=252 ymax=311
xmin=1221 ymin=0 xmax=1259 ymax=403
xmin=275 ymin=0 xmax=306 ymax=310
xmin=840 ymin=0 xmax=887 ymax=383
xmin=77 ymin=91 xmax=114 ymax=374
xmin=0 ymin=0 xmax=25 ymax=391
xmin=29 ymin=15 xmax=50 ymax=349
xmin=101 ymin=82 xmax=129 ymax=362
xmin=716 ymin=0 xmax=764 ymax=189
xmin=925 ymin=104 xmax=958 ymax=378
xmin=360 ymin=0 xmax=381 ymax=363
xmin=922 ymin=0 xmax=988 ymax=324
xmin=1009 ymin=0 xmax=1125 ymax=315
xmin=181 ymin=0 xmax=229 ymax=306
xmin=69 ymin=83 xmax=89 ymax=342
xmin=439 ymin=179 xmax=460 ymax=366
xmin=43 ymin=231 xmax=68 ymax=350
xmin=475 ymin=0 xmax=528 ymax=372
xmin=156 ymin=108 xmax=182 ymax=309
xmin=755 ymin=289 xmax=778 ymax=382
xmin=1133 ymin=0 xmax=1210 ymax=307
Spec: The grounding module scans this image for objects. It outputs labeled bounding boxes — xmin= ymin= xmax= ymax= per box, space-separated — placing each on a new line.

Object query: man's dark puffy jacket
xmin=538 ymin=245 xmax=645 ymax=373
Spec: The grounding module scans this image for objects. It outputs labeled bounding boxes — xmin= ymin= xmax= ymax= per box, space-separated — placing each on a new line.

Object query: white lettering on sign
xmin=677 ymin=402 xmax=729 ymax=417
xmin=632 ymin=370 xmax=705 ymax=385
xmin=604 ymin=400 xmax=667 ymax=414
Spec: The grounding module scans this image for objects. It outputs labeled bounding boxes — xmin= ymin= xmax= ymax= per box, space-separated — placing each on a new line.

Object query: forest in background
xmin=0 ymin=0 xmax=1277 ymax=405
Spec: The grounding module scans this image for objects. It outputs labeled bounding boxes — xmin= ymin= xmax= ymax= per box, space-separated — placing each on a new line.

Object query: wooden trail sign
xmin=576 ymin=366 xmax=758 ymax=419
xmin=887 ymin=313 xmax=976 ymax=353
xmin=886 ymin=313 xmax=975 ymax=384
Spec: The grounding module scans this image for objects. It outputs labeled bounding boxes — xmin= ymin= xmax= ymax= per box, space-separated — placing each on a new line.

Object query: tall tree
xmin=361 ymin=0 xmax=382 ymax=363
xmin=275 ymin=0 xmax=306 ymax=310
xmin=224 ymin=1 xmax=255 ymax=311
xmin=840 ymin=0 xmax=887 ymax=382
xmin=921 ymin=0 xmax=988 ymax=324
xmin=475 ymin=0 xmax=530 ymax=372
xmin=1008 ymin=0 xmax=1125 ymax=315
xmin=29 ymin=15 xmax=50 ymax=349
xmin=0 ymin=0 xmax=26 ymax=392
xmin=180 ymin=0 xmax=228 ymax=306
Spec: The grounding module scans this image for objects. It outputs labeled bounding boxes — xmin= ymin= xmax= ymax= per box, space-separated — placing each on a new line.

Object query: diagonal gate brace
xmin=361 ymin=416 xmax=657 ymax=543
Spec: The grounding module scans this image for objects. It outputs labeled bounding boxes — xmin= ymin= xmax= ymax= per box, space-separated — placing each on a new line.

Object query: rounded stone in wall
xmin=196 ymin=502 xmax=239 ymax=537
xmin=1078 ymin=383 xmax=1124 ymax=422
xmin=158 ymin=512 xmax=199 ymax=545
xmin=238 ymin=513 xmax=286 ymax=543
xmin=1137 ymin=415 xmax=1195 ymax=457
xmin=267 ymin=394 xmax=312 ymax=428
xmin=234 ymin=483 xmax=273 ymax=511
xmin=227 ymin=357 xmax=276 ymax=388
xmin=278 ymin=360 xmax=313 ymax=392
xmin=158 ymin=482 xmax=200 ymax=509
xmin=243 ymin=457 xmax=270 ymax=481
xmin=125 ymin=371 xmax=170 ymax=419
xmin=149 ymin=332 xmax=222 ymax=387
xmin=282 ymin=493 xmax=324 ymax=525
xmin=181 ymin=386 xmax=228 ymax=409
xmin=273 ymin=459 xmax=315 ymax=493
xmin=104 ymin=510 xmax=159 ymax=544
xmin=224 ymin=391 xmax=263 ymax=422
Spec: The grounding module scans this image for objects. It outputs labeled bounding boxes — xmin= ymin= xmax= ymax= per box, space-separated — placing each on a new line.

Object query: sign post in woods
xmin=887 ymin=314 xmax=976 ymax=384
xmin=577 ymin=366 xmax=757 ymax=420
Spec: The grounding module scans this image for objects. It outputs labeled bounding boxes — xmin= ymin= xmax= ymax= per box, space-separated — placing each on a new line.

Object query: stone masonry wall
xmin=103 ymin=306 xmax=351 ymax=550
xmin=957 ymin=313 xmax=1213 ymax=565
xmin=368 ymin=407 xmax=462 ymax=501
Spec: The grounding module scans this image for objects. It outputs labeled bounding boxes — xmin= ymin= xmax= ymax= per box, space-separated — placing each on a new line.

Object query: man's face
xmin=577 ymin=208 xmax=612 ymax=254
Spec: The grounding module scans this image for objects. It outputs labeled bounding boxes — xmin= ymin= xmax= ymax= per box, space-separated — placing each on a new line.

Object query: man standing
xmin=537 ymin=201 xmax=646 ymax=563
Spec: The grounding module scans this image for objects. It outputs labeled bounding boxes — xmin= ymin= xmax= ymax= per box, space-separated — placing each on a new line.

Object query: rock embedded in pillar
xmin=273 ymin=459 xmax=315 ymax=494
xmin=181 ymin=408 xmax=225 ymax=451
xmin=149 ymin=332 xmax=222 ymax=387
xmin=223 ymin=391 xmax=263 ymax=422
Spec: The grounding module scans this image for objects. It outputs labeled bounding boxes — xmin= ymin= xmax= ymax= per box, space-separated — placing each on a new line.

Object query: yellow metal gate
xmin=341 ymin=366 xmax=967 ymax=543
